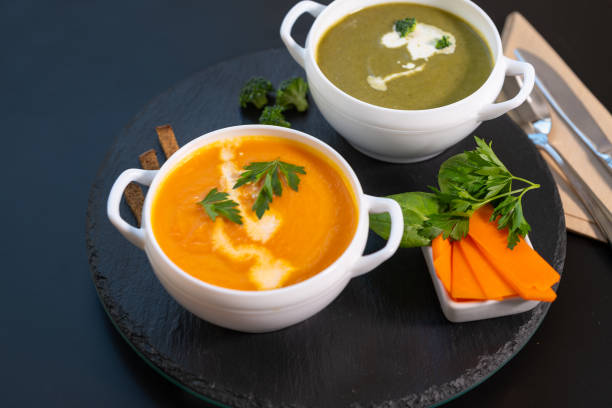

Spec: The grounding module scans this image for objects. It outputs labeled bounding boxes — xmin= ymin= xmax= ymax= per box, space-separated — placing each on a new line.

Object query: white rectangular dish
xmin=421 ymin=236 xmax=539 ymax=323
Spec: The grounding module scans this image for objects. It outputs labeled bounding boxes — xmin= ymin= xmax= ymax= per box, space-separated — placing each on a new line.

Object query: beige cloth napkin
xmin=501 ymin=12 xmax=612 ymax=241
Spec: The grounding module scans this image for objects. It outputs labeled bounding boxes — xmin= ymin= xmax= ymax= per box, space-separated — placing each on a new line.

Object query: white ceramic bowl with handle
xmin=281 ymin=0 xmax=535 ymax=163
xmin=107 ymin=125 xmax=403 ymax=333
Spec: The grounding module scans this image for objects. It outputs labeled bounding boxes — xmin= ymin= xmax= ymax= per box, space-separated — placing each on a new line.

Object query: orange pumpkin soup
xmin=151 ymin=136 xmax=358 ymax=291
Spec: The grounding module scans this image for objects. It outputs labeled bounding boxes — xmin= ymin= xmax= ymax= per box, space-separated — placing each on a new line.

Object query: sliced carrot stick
xmin=468 ymin=205 xmax=559 ymax=302
xmin=432 ymin=234 xmax=452 ymax=294
xmin=457 ymin=236 xmax=517 ymax=300
xmin=451 ymin=241 xmax=487 ymax=300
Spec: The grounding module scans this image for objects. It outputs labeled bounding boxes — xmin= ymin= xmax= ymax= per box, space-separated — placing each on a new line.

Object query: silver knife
xmin=515 ymin=48 xmax=612 ymax=177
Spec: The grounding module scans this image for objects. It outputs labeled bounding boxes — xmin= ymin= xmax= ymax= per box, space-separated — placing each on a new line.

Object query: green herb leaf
xmin=431 ymin=136 xmax=539 ymax=248
xmin=233 ymin=159 xmax=306 ymax=219
xmin=368 ymin=137 xmax=539 ymax=249
xmin=427 ymin=213 xmax=470 ymax=241
xmin=435 ymin=35 xmax=451 ymax=49
xmin=279 ymin=161 xmax=305 ymax=191
xmin=394 ymin=17 xmax=417 ymax=37
xmin=252 ymin=173 xmax=274 ymax=219
xmin=490 ymin=195 xmax=531 ymax=249
xmin=198 ymin=188 xmax=243 ymax=225
xmin=369 ymin=192 xmax=442 ymax=247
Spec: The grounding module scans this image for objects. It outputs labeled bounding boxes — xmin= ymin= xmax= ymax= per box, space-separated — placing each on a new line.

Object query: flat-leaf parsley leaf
xmin=429 ymin=137 xmax=539 ymax=248
xmin=198 ymin=188 xmax=243 ymax=225
xmin=233 ymin=159 xmax=306 ymax=219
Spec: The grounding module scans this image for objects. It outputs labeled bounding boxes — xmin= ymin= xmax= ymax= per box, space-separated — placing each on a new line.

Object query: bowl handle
xmin=351 ymin=195 xmax=403 ymax=277
xmin=280 ymin=1 xmax=326 ymax=68
xmin=477 ymin=57 xmax=535 ymax=122
xmin=107 ymin=168 xmax=158 ymax=250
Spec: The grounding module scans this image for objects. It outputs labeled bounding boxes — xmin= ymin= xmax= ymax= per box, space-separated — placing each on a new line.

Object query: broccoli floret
xmin=394 ymin=17 xmax=417 ymax=37
xmin=259 ymin=105 xmax=291 ymax=127
xmin=435 ymin=35 xmax=451 ymax=49
xmin=276 ymin=77 xmax=309 ymax=112
xmin=239 ymin=77 xmax=274 ymax=109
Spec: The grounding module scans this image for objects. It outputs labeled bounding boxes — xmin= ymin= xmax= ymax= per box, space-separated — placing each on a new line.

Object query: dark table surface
xmin=2 ymin=0 xmax=610 ymax=406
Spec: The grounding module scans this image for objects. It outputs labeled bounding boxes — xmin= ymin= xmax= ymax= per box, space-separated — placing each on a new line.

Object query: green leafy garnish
xmin=429 ymin=137 xmax=539 ymax=249
xmin=370 ymin=192 xmax=442 ymax=248
xmin=369 ymin=137 xmax=539 ymax=249
xmin=435 ymin=35 xmax=451 ymax=49
xmin=239 ymin=77 xmax=274 ymax=109
xmin=233 ymin=159 xmax=306 ymax=219
xmin=394 ymin=17 xmax=417 ymax=37
xmin=198 ymin=188 xmax=243 ymax=225
xmin=276 ymin=77 xmax=309 ymax=112
xmin=259 ymin=105 xmax=291 ymax=127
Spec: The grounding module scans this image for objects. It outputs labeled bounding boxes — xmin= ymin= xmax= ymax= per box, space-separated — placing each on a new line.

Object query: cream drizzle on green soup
xmin=316 ymin=3 xmax=493 ymax=110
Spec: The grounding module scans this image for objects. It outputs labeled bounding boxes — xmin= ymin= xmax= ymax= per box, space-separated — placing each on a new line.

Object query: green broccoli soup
xmin=316 ymin=3 xmax=493 ymax=110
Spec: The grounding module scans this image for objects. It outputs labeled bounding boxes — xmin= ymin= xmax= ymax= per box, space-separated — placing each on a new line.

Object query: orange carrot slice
xmin=451 ymin=240 xmax=487 ymax=300
xmin=468 ymin=206 xmax=559 ymax=302
xmin=432 ymin=234 xmax=452 ymax=294
xmin=457 ymin=236 xmax=517 ymax=300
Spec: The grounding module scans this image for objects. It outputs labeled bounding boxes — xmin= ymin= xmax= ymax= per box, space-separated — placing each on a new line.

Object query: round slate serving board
xmin=86 ymin=48 xmax=566 ymax=408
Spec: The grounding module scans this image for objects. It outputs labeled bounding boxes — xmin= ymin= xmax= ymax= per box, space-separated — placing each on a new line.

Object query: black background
xmin=1 ymin=0 xmax=610 ymax=407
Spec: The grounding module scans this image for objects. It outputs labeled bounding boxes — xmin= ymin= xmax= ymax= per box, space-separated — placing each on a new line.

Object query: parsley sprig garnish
xmin=428 ymin=137 xmax=539 ymax=249
xmin=198 ymin=188 xmax=243 ymax=225
xmin=233 ymin=159 xmax=306 ymax=219
xmin=394 ymin=17 xmax=417 ymax=37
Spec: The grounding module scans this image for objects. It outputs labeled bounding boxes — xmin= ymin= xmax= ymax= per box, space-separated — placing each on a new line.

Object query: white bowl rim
xmin=305 ymin=0 xmax=504 ymax=115
xmin=141 ymin=124 xmax=370 ymax=299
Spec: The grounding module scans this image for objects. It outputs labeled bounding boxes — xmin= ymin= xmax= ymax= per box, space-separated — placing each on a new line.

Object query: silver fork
xmin=503 ymin=74 xmax=612 ymax=247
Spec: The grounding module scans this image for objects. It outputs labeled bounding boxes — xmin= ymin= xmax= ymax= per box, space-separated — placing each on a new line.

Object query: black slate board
xmin=86 ymin=48 xmax=566 ymax=408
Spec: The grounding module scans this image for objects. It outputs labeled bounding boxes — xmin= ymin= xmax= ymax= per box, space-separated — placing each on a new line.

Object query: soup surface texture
xmin=152 ymin=136 xmax=358 ymax=291
xmin=316 ymin=3 xmax=493 ymax=110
